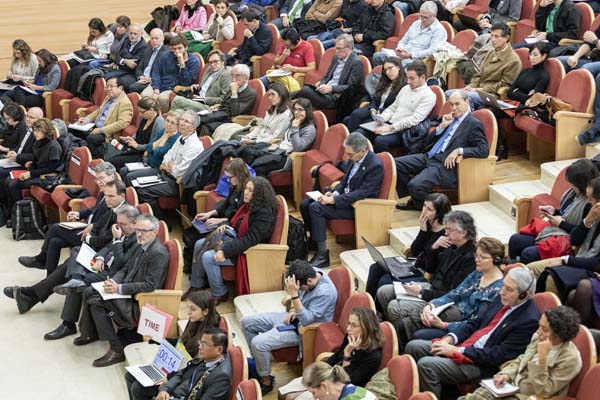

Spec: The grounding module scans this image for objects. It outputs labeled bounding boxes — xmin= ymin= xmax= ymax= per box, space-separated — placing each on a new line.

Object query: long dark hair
xmin=87 ymin=17 xmax=108 ymax=43
xmin=268 ymin=82 xmax=291 ymax=115
xmin=375 ymin=56 xmax=406 ymax=98
xmin=180 ymin=290 xmax=221 ymax=356
xmin=292 ymin=97 xmax=314 ymax=129
xmin=35 ymin=49 xmax=58 ymax=75
xmin=185 ymin=0 xmax=202 ymax=18
xmin=249 ymin=176 xmax=278 ymax=212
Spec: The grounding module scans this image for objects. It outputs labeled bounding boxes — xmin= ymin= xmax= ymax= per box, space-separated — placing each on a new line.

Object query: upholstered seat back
xmin=163 ymin=240 xmax=181 ymax=290
xmin=471 ymin=109 xmax=497 ymax=156
xmin=556 ymin=70 xmax=595 ymax=114
xmin=388 ymin=355 xmax=419 ymax=400
xmin=568 ymin=325 xmax=597 ymax=397
xmin=268 ymin=195 xmax=288 ymax=245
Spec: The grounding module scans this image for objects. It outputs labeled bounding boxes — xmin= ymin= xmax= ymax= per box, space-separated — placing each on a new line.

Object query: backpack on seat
xmin=286 ymin=216 xmax=308 ymax=263
xmin=12 ymin=199 xmax=46 ymax=241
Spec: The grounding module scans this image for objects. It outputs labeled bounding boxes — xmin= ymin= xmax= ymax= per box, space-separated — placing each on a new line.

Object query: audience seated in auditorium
xmin=514 ymin=0 xmax=580 ymax=51
xmin=214 ymin=82 xmax=292 ymax=142
xmin=80 ymin=213 xmax=168 ymax=367
xmin=271 ymin=0 xmax=314 ymax=31
xmin=225 ymin=9 xmax=273 ymax=67
xmin=106 ymin=96 xmax=165 ymax=169
xmin=411 ymin=237 xmax=504 ymax=342
xmin=41 ymin=205 xmax=140 ymax=341
xmin=100 ymin=23 xmax=147 ymax=81
xmin=372 ymin=1 xmax=447 ymax=67
xmin=344 ymin=57 xmax=406 ymax=133
xmin=293 ymin=34 xmax=364 ymax=111
xmin=3 ymin=39 xmax=38 ymax=86
xmin=171 ymin=50 xmax=232 ymax=113
xmin=3 ymin=178 xmax=126 ymax=313
xmin=1 ymin=49 xmax=61 ymax=108
xmin=309 ymin=0 xmax=367 ymax=50
xmin=242 ymin=260 xmax=338 ymax=395
xmin=121 ymin=110 xmax=180 ymax=181
xmin=188 ymin=176 xmax=278 ymax=300
xmin=354 ymin=60 xmax=436 ymax=154
xmin=300 ymin=0 xmax=344 ymax=39
xmin=197 ymin=63 xmax=257 ymax=136
xmin=74 ymin=76 xmax=134 ymax=158
xmin=0 ymin=118 xmax=62 ymax=209
xmin=182 ymin=158 xmax=251 ymax=271
xmin=194 ymin=0 xmax=235 ymax=57
xmin=0 ymin=103 xmax=27 ymax=157
xmin=302 ymin=362 xmax=376 ymax=399
xmin=509 ymin=159 xmax=598 ymax=264
xmin=377 ymin=210 xmax=478 ymax=346
xmin=237 ymin=97 xmax=316 ymax=177
xmin=447 ymin=23 xmax=521 ymax=110
xmin=0 ymin=107 xmax=42 ymax=180
xmin=134 ymin=110 xmax=203 ymax=224
xmin=141 ymin=34 xmax=200 ymax=113
xmin=127 ymin=327 xmax=232 ymax=400
xmin=489 ymin=0 xmax=522 ymax=25
xmin=395 ymin=90 xmax=489 ymax=210
xmin=456 ymin=15 xmax=493 ymax=85
xmin=124 ymin=28 xmax=167 ymax=94
xmin=351 ymin=0 xmax=395 ymax=58
xmin=458 ymin=305 xmax=582 ymax=400
xmin=259 ymin=28 xmax=316 ymax=92
xmin=88 ymin=15 xmax=131 ymax=70
xmin=366 ymin=193 xmax=451 ymax=305
xmin=405 ymin=267 xmax=540 ymax=399
xmin=301 ymin=133 xmax=384 ymax=269
xmin=67 ymin=17 xmax=115 ymax=68
xmin=174 ymin=0 xmax=208 ymax=39
xmin=533 ymin=176 xmax=600 ymax=300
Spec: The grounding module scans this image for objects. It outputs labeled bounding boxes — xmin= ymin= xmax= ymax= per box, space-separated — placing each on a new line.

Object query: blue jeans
xmin=392 ymin=1 xmax=411 ymax=17
xmin=308 ymin=31 xmax=333 ymax=41
xmin=555 ymin=56 xmax=600 ymax=76
xmin=241 ymin=312 xmax=301 ymax=376
xmin=88 ymin=58 xmax=110 ymax=69
xmin=190 ymin=238 xmax=234 ymax=296
xmin=259 ymin=75 xmax=270 ymax=89
xmin=445 ymin=88 xmax=483 ymax=109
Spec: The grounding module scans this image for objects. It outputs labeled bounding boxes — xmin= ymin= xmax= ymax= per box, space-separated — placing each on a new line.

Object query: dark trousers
xmin=125 ymin=371 xmax=159 ymax=400
xmin=78 ymin=286 xmax=100 ymax=340
xmin=31 ymin=262 xmax=69 ymax=303
xmin=293 ymin=86 xmax=337 ymax=109
xmin=508 ymin=233 xmax=540 ymax=263
xmin=85 ymin=133 xmax=107 ymax=158
xmin=39 ymin=223 xmax=83 ymax=275
xmin=88 ymin=292 xmax=123 ymax=350
xmin=355 ymin=41 xmax=376 ymax=57
xmin=135 ymin=173 xmax=179 ymax=223
xmin=299 ymin=197 xmax=355 ymax=243
xmin=61 ymin=260 xmax=106 ymax=323
xmin=366 ymin=262 xmax=396 ymax=311
xmin=395 ymin=154 xmax=457 ymax=202
xmin=2 ymin=87 xmax=44 ymax=108
xmin=344 ymin=107 xmax=373 ymax=132
xmin=357 ymin=129 xmax=404 ymax=153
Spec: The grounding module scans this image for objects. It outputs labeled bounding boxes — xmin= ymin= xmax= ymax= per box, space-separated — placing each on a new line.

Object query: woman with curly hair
xmin=344 ymin=56 xmax=407 ymax=132
xmin=190 ymin=176 xmax=278 ymax=301
xmin=458 ymin=305 xmax=583 ymax=400
xmin=5 ymin=39 xmax=38 ymax=85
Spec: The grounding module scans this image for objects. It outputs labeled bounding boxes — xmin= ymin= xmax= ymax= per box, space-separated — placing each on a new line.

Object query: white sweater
xmin=380 ymin=84 xmax=436 ymax=133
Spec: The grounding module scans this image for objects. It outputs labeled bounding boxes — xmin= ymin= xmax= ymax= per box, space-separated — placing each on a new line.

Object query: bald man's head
xmin=25 ymin=107 xmax=44 ymax=128
xmin=149 ymin=28 xmax=164 ymax=49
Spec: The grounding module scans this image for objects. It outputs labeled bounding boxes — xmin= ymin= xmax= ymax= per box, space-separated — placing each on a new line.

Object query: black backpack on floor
xmin=12 ymin=199 xmax=46 ymax=241
xmin=286 ymin=216 xmax=308 ymax=263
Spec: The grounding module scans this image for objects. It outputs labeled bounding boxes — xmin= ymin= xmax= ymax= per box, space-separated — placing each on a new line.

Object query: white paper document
xmin=306 ymin=191 xmax=323 ymax=202
xmin=68 ymin=122 xmax=95 ymax=132
xmin=0 ymin=159 xmax=21 ymax=168
xmin=76 ymin=243 xmax=97 ymax=271
xmin=125 ymin=162 xmax=150 ymax=171
xmin=480 ymin=379 xmax=519 ymax=397
xmin=59 ymin=221 xmax=88 ymax=230
xmin=431 ymin=302 xmax=455 ymax=317
xmin=91 ymin=281 xmax=131 ymax=300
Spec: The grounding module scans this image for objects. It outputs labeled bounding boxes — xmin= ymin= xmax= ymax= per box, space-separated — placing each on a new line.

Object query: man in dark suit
xmin=125 ymin=28 xmax=167 ymax=94
xmin=17 ymin=166 xmax=122 ymax=273
xmin=226 ymin=9 xmax=273 ymax=67
xmin=42 ymin=205 xmax=140 ymax=340
xmin=80 ymin=213 xmax=168 ymax=367
xmin=300 ymin=133 xmax=384 ymax=268
xmin=3 ymin=180 xmax=128 ymax=314
xmin=292 ymin=34 xmax=364 ymax=109
xmin=0 ymin=107 xmax=42 ymax=180
xmin=126 ymin=328 xmax=232 ymax=400
xmin=405 ymin=267 xmax=540 ymax=399
xmin=104 ymin=24 xmax=148 ymax=82
xmin=395 ymin=90 xmax=489 ymax=210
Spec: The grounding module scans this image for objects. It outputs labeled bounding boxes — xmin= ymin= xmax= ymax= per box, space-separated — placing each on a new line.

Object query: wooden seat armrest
xmin=231 ymin=115 xmax=254 ymax=126
xmin=553 ymin=111 xmax=594 ymax=160
xmin=456 ymin=156 xmax=498 ymax=204
xmin=373 ymin=40 xmax=386 ymax=53
xmin=514 ymin=196 xmax=533 ymax=230
xmin=300 ymin=323 xmax=322 ymax=367
xmin=24 ymin=161 xmax=32 ymax=168
xmin=293 ymin=72 xmax=307 ymax=87
xmin=497 ymin=87 xmax=509 ymax=100
xmin=135 ymin=289 xmax=184 ymax=301
xmin=75 ymin=107 xmax=90 ymax=118
xmin=173 ymin=85 xmax=192 ymax=93
xmin=194 ymin=190 xmax=211 ymax=213
xmin=558 ymin=39 xmax=584 ymax=45
xmin=250 ymin=55 xmax=263 ymax=79
xmin=353 ymin=199 xmax=397 ymax=247
xmin=352 ymin=199 xmax=396 ymax=208
xmin=290 ymin=152 xmax=306 ymax=208
xmin=54 ymin=184 xmax=83 ymax=191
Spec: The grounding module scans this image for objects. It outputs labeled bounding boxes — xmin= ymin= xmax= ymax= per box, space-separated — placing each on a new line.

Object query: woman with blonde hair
xmin=302 ymin=362 xmax=376 ymax=400
xmin=5 ymin=39 xmax=38 ymax=84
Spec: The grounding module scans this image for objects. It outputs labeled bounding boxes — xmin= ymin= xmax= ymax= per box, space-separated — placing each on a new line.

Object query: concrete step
xmin=339 ymin=245 xmax=401 ymax=292
xmin=585 ymin=143 xmax=600 ymax=159
xmin=540 ymin=159 xmax=577 ymax=188
xmin=488 ymin=180 xmax=551 ymax=219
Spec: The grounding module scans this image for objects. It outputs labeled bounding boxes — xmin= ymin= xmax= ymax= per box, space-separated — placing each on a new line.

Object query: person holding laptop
xmin=126 ymin=327 xmax=232 ymax=400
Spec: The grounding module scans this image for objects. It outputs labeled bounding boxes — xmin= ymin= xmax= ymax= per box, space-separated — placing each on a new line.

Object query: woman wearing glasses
xmin=236 ymin=97 xmax=316 ymax=177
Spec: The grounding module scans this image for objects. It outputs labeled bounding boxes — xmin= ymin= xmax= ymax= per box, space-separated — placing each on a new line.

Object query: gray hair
xmin=116 ymin=204 xmax=140 ymax=221
xmin=506 ymin=267 xmax=536 ymax=299
xmin=420 ymin=1 xmax=438 ymax=15
xmin=136 ymin=213 xmax=160 ymax=231
xmin=335 ymin=34 xmax=354 ymax=49
xmin=443 ymin=210 xmax=477 ymax=242
xmin=232 ymin=63 xmax=250 ymax=79
xmin=52 ymin=118 xmax=68 ymax=138
xmin=181 ymin=110 xmax=200 ymax=129
xmin=150 ymin=28 xmax=164 ymax=39
xmin=344 ymin=132 xmax=369 ymax=152
xmin=451 ymin=90 xmax=469 ymax=102
xmin=95 ymin=161 xmax=117 ymax=176
xmin=130 ymin=23 xmax=143 ymax=33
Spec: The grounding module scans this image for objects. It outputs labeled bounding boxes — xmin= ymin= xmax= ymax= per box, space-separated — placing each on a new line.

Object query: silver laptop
xmin=362 ymin=236 xmax=422 ymax=279
xmin=125 ymin=340 xmax=185 ymax=387
xmin=476 ymin=90 xmax=517 ymax=110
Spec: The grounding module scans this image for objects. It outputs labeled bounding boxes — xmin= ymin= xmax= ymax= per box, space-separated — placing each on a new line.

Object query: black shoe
xmin=14 ymin=288 xmax=37 ymax=314
xmin=92 ymin=349 xmax=125 ymax=367
xmin=44 ymin=324 xmax=77 ymax=340
xmin=73 ymin=336 xmax=98 ymax=346
xmin=259 ymin=376 xmax=275 ymax=396
xmin=53 ymin=279 xmax=86 ymax=296
xmin=396 ymin=199 xmax=422 ymax=211
xmin=310 ymin=250 xmax=330 ymax=269
xmin=18 ymin=256 xmax=43 ymax=269
xmin=3 ymin=286 xmax=16 ymax=299
xmin=307 ymin=240 xmax=318 ymax=252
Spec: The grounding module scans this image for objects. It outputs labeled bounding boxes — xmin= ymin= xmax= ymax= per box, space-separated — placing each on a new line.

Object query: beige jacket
xmin=87 ymin=92 xmax=134 ymax=141
xmin=305 ymin=0 xmax=343 ymax=24
xmin=470 ymin=44 xmax=522 ymax=96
